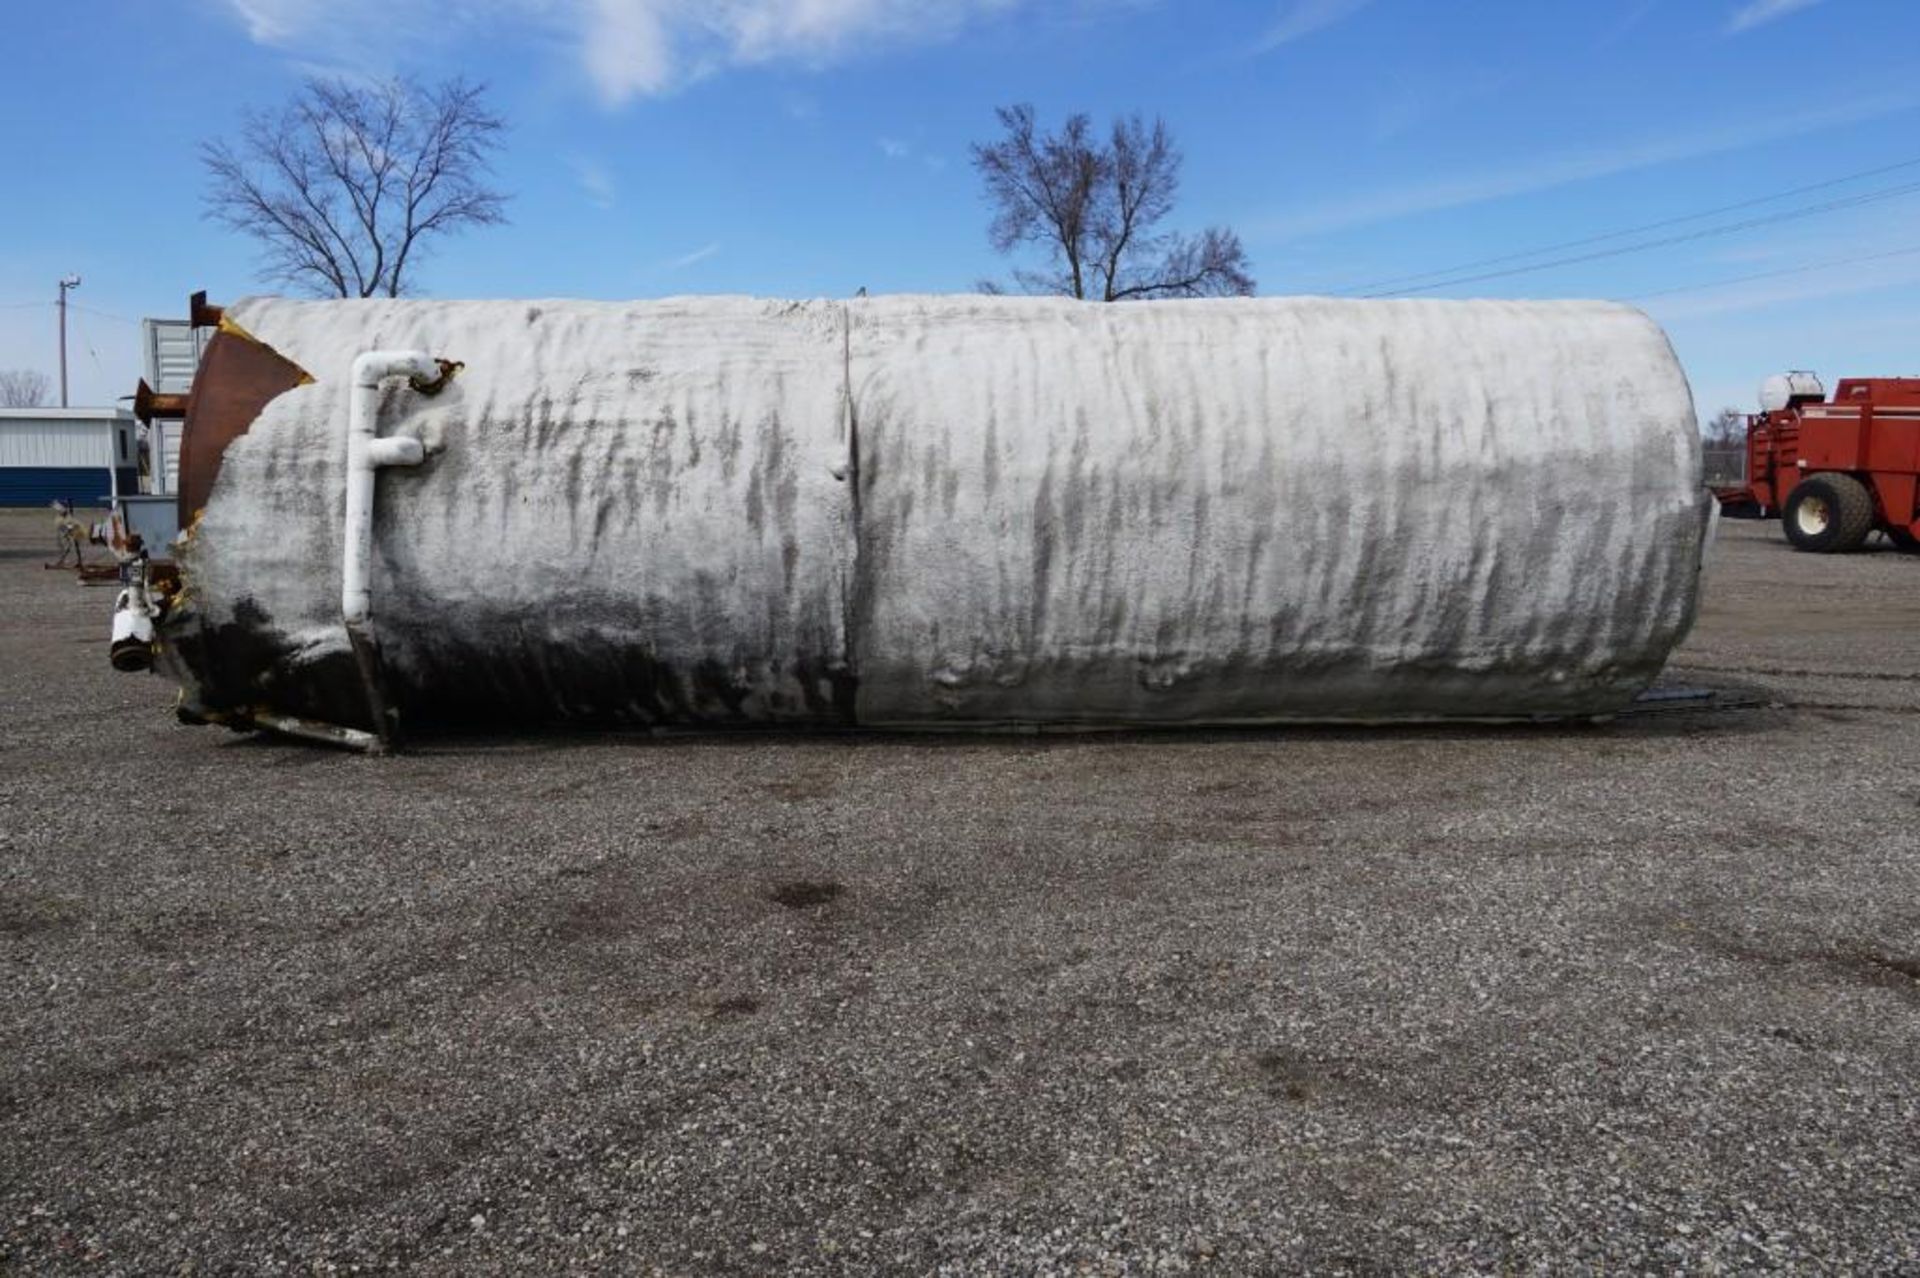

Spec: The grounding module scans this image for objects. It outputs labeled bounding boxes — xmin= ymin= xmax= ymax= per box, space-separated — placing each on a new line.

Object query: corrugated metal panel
xmin=140 ymin=320 xmax=200 ymax=497
xmin=143 ymin=319 xmax=207 ymax=394
xmin=160 ymin=420 xmax=180 ymax=494
xmin=137 ymin=417 xmax=182 ymax=497
xmin=0 ymin=412 xmax=136 ymax=469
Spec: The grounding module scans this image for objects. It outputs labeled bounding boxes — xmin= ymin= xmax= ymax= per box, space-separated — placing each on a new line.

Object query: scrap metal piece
xmin=188 ymin=290 xmax=224 ymax=332
xmin=132 ymin=379 xmax=189 ymax=425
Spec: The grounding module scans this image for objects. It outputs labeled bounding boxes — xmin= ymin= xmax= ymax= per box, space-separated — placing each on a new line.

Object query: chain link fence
xmin=1702 ymin=440 xmax=1746 ymax=489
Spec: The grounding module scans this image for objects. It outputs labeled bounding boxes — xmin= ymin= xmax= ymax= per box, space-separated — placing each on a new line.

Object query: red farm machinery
xmin=1717 ymin=372 xmax=1920 ymax=553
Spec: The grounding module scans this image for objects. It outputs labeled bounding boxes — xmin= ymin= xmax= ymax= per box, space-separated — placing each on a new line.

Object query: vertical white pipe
xmin=343 ymin=350 xmax=435 ymax=627
xmin=341 ymin=349 xmax=435 ymax=751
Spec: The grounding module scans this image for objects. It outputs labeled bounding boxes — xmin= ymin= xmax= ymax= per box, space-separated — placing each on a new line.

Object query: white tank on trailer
xmin=1758 ymin=370 xmax=1825 ymax=413
xmin=148 ymin=293 xmax=1710 ymax=746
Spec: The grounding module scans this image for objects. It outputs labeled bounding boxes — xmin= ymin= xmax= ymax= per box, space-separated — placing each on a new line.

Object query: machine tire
xmin=1782 ymin=473 xmax=1874 ymax=553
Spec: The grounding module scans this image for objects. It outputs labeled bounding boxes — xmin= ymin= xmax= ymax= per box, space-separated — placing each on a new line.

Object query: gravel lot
xmin=2 ymin=507 xmax=1917 ymax=1273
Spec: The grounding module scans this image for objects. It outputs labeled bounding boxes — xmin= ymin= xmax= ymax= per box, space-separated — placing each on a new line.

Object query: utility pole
xmin=57 ymin=275 xmax=81 ymax=408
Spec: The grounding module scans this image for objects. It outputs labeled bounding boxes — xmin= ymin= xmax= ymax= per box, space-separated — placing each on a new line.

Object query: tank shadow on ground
xmin=209 ymin=678 xmax=1782 ymax=757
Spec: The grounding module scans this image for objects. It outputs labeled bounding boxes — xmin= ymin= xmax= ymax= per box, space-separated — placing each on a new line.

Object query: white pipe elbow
xmin=367 ymin=436 xmax=425 ymax=468
xmin=352 ymin=350 xmax=439 ymax=389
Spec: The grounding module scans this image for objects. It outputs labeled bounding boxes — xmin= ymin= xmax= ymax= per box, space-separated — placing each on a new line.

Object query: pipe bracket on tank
xmin=409 ymin=358 xmax=464 ymax=397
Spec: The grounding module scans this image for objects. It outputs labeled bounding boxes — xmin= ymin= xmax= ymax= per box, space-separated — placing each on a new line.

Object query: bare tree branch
xmin=1703 ymin=406 xmax=1747 ymax=448
xmin=0 ymin=369 xmax=51 ymax=408
xmin=202 ymin=76 xmax=508 ymax=298
xmin=1108 ymin=227 xmax=1255 ymax=301
xmin=971 ymin=104 xmax=1255 ymax=302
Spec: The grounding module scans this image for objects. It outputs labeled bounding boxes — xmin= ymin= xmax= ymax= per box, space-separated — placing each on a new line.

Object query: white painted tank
xmin=158 ymin=294 xmax=1708 ymax=738
xmin=1759 ymin=371 xmax=1824 ymax=413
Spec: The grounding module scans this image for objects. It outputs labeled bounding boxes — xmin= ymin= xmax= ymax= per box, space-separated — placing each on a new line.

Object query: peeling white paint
xmin=849 ymin=295 xmax=1706 ymax=724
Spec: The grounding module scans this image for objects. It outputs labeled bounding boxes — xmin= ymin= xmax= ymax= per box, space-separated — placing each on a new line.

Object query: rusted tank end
xmin=176 ymin=294 xmax=313 ymax=528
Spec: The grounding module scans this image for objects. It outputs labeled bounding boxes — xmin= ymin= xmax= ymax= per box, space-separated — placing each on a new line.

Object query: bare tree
xmin=203 ymin=77 xmax=508 ymax=298
xmin=0 ymin=369 xmax=50 ymax=408
xmin=972 ymin=105 xmax=1254 ymax=301
xmin=1704 ymin=406 xmax=1747 ymax=448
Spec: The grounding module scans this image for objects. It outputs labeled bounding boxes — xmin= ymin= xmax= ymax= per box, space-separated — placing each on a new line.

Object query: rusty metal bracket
xmin=408 ymin=358 xmax=464 ymax=397
xmin=132 ymin=379 xmax=188 ymax=425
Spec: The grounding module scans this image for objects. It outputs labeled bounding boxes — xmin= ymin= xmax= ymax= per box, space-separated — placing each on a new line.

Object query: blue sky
xmin=1 ymin=0 xmax=1915 ymax=421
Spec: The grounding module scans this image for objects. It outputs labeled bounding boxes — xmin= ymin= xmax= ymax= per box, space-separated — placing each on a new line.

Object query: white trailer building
xmin=0 ymin=408 xmax=139 ymax=507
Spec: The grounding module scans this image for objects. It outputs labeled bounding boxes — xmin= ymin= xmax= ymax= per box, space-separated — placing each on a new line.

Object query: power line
xmin=1338 ymin=153 xmax=1920 ymax=296
xmin=1359 ymin=178 xmax=1920 ymax=297
xmin=1625 ymin=242 xmax=1920 ymax=302
xmin=0 ymin=301 xmax=146 ymax=323
xmin=66 ymin=309 xmax=106 ymax=373
xmin=0 ymin=301 xmax=142 ymax=323
xmin=67 ymin=302 xmax=140 ymax=325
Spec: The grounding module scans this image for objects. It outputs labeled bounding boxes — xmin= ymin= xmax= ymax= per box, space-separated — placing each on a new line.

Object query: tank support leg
xmin=346 ymin=621 xmax=400 ymax=753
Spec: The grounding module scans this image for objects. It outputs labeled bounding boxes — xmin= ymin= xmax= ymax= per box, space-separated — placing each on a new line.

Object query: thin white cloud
xmin=1644 ymin=252 xmax=1920 ymax=320
xmin=1368 ymin=69 xmax=1513 ymax=144
xmin=582 ymin=0 xmax=678 ymax=98
xmin=1253 ymin=0 xmax=1374 ymax=52
xmin=216 ymin=0 xmax=460 ymax=59
xmin=591 ymin=0 xmax=1046 ymax=100
xmin=1638 ymin=203 xmax=1920 ymax=318
xmin=1726 ymin=0 xmax=1825 ymax=34
xmin=569 ymin=157 xmax=617 ymax=208
xmin=658 ymin=242 xmax=721 ymax=271
xmin=876 ymin=137 xmax=948 ymax=171
xmin=226 ymin=0 xmax=297 ymax=42
xmin=218 ymin=0 xmax=1046 ymax=103
xmin=1253 ymin=91 xmax=1919 ymax=241
xmin=1600 ymin=0 xmax=1663 ymax=46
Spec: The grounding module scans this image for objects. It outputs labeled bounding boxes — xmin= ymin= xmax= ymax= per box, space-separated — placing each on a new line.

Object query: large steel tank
xmin=145 ymin=294 xmax=1709 ymax=747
